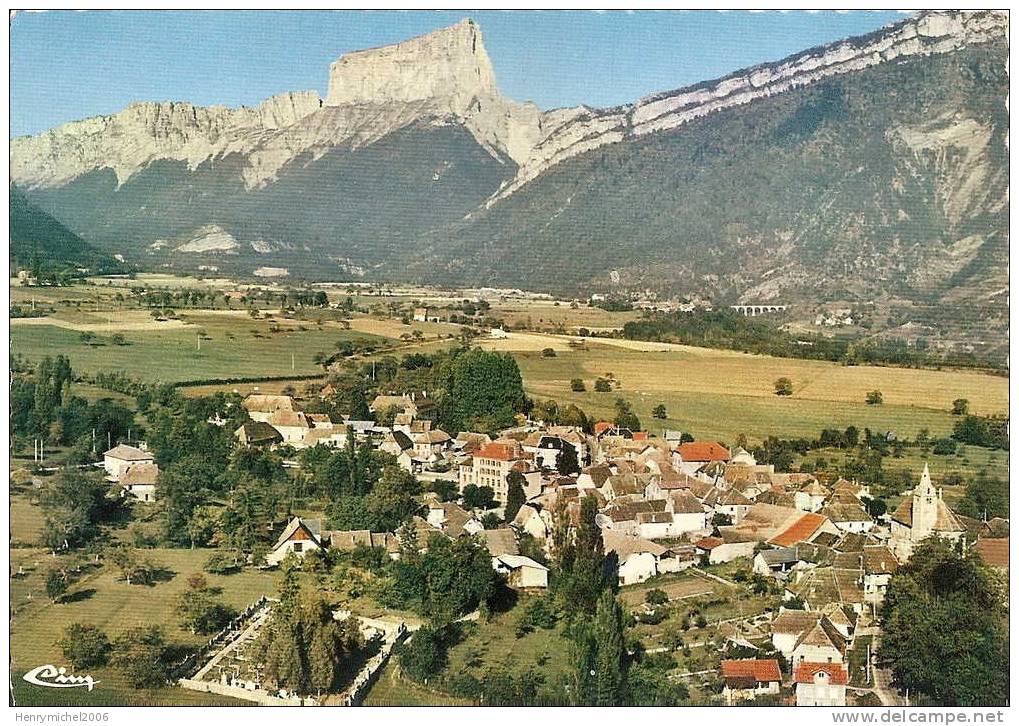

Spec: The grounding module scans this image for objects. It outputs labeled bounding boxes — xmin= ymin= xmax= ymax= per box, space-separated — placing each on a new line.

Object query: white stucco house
xmin=492 ymin=554 xmax=549 ymax=589
xmin=103 ymin=444 xmax=155 ymax=480
xmin=266 ymin=517 xmax=323 ymax=566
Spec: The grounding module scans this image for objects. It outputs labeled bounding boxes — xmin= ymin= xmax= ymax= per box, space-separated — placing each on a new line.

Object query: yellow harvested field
xmin=486 ymin=331 xmax=1007 ymax=416
xmin=11 ymin=310 xmax=191 ymax=332
xmin=344 ymin=316 xmax=460 ymax=339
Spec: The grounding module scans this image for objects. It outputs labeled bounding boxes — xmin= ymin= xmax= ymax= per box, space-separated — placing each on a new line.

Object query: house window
xmin=293 ymin=542 xmax=303 ymax=553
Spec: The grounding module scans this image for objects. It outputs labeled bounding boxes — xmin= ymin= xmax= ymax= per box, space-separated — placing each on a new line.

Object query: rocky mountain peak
xmin=325 ymin=18 xmax=497 ymax=112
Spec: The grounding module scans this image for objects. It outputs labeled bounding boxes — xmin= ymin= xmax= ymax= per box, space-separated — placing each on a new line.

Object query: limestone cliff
xmin=9 ymin=10 xmax=1008 ymax=202
xmin=10 ymin=18 xmax=542 ymax=190
xmin=11 ymin=91 xmax=322 ymax=190
xmin=489 ymin=9 xmax=1008 ymax=202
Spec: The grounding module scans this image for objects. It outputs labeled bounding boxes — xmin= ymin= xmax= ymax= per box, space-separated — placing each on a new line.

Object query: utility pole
xmin=291 ymin=352 xmax=295 ymax=372
xmin=108 ymin=431 xmax=112 ymax=450
xmin=92 ymin=428 xmax=96 ymax=455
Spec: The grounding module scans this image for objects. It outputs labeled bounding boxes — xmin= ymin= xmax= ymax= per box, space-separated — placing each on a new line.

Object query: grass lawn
xmin=848 ymin=634 xmax=874 ymax=687
xmin=10 ymin=494 xmax=46 ymax=546
xmin=362 ymin=661 xmax=472 ymax=706
xmin=9 ymin=546 xmax=280 ymax=707
xmin=10 ymin=314 xmax=388 ymax=384
xmin=619 ymin=571 xmax=722 ymax=607
xmin=514 ymin=346 xmax=1007 ymax=441
xmin=444 ymin=594 xmax=573 ymax=682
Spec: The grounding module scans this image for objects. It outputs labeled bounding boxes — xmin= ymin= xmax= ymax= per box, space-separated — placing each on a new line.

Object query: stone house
xmin=790 ymin=616 xmax=846 ymax=667
xmin=492 ymin=554 xmax=549 ymax=589
xmin=120 ymin=462 xmax=159 ymax=503
xmin=266 ymin=517 xmax=323 ymax=566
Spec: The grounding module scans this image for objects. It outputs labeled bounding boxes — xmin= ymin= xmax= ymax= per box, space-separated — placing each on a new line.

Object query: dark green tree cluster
xmin=951 ymin=415 xmax=1008 ymax=450
xmin=440 ymin=348 xmax=527 ymax=432
xmin=612 ymin=398 xmax=641 ymax=431
xmin=326 ymin=463 xmax=420 ymax=532
xmin=58 ymin=624 xmax=111 ymax=670
xmin=878 ymin=537 xmax=1008 ymax=706
xmin=10 ymin=356 xmax=137 ymax=458
xmin=256 ymin=562 xmax=361 ymax=695
xmin=110 ymin=626 xmax=170 ymax=689
xmin=380 ymin=534 xmax=497 ymax=620
xmin=38 ymin=470 xmax=112 ymax=551
xmin=175 ymin=573 xmax=236 ymax=635
xmin=956 ymin=471 xmax=1008 ymax=520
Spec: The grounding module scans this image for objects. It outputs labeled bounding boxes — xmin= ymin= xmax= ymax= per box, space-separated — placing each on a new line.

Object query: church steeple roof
xmin=916 ymin=462 xmax=936 ymax=497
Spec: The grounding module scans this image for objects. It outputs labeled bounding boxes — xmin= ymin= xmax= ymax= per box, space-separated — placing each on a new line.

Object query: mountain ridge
xmin=12 ymin=11 xmax=1007 ymax=199
xmin=9 ymin=11 xmax=1010 ymax=355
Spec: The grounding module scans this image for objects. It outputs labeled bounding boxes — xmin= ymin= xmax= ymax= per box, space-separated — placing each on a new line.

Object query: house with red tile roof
xmin=676 ymin=441 xmax=731 ymax=470
xmin=768 ymin=512 xmax=839 ymax=548
xmin=794 ymin=662 xmax=849 ymax=706
xmin=720 ymin=659 xmax=782 ymax=704
xmin=973 ymin=537 xmax=1009 ymax=571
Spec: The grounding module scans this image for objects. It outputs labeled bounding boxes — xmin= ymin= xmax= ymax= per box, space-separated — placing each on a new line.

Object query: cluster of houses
xmin=201 ymin=392 xmax=1008 ymax=595
xmin=106 ymin=387 xmax=1008 ymax=706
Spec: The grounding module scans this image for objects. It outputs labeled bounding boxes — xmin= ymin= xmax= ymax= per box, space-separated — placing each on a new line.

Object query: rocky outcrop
xmin=327 ymin=18 xmax=495 ymax=109
xmin=11 ymin=91 xmax=322 ymax=190
xmin=10 ymin=11 xmax=1007 ymax=200
xmin=488 ymin=9 xmax=1008 ymax=203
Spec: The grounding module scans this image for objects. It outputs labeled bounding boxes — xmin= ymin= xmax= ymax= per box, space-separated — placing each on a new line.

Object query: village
xmin=92 ymin=379 xmax=1009 ymax=707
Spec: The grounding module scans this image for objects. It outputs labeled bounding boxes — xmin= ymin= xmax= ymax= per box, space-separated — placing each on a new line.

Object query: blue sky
xmin=10 ymin=10 xmax=908 ymax=138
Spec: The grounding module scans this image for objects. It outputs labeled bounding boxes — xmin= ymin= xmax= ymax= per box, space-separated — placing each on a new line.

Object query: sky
xmin=10 ymin=9 xmax=909 ymax=138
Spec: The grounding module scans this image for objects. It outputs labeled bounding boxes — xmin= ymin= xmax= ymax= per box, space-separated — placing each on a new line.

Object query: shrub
xmin=774 ymin=377 xmax=793 ymax=396
xmin=570 ymin=378 xmax=586 ymax=392
xmin=203 ymin=551 xmax=241 ymax=575
xmin=645 ymin=588 xmax=669 ymax=606
xmin=58 ymin=624 xmax=110 ymax=669
xmin=865 ymin=390 xmax=884 ymax=405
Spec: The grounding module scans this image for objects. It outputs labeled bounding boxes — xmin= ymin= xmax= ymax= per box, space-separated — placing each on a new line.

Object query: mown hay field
xmin=515 ymin=345 xmax=1007 ymax=442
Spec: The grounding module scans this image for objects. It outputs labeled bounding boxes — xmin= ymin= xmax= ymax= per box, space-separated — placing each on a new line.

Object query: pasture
xmin=9 ymin=539 xmax=278 ymax=706
xmin=514 ymin=344 xmax=1008 ymax=442
xmin=10 ymin=312 xmax=388 ymax=384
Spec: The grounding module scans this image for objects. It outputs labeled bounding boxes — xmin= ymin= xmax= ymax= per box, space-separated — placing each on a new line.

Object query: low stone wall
xmin=337 ymin=626 xmax=407 ymax=707
xmin=179 ymin=678 xmax=317 ymax=706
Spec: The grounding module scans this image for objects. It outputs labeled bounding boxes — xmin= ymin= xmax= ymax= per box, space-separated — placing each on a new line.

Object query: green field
xmin=363 ymin=662 xmax=472 ymax=706
xmin=10 ymin=314 xmax=387 ymax=384
xmin=516 ymin=346 xmax=1008 ymax=442
xmin=9 ymin=500 xmax=281 ymax=707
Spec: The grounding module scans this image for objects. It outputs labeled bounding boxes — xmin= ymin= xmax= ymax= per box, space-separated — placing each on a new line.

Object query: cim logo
xmin=23 ymin=664 xmax=100 ymax=692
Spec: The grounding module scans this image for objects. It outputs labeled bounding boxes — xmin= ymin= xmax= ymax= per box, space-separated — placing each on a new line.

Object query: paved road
xmin=861 ymin=628 xmax=905 ymax=706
